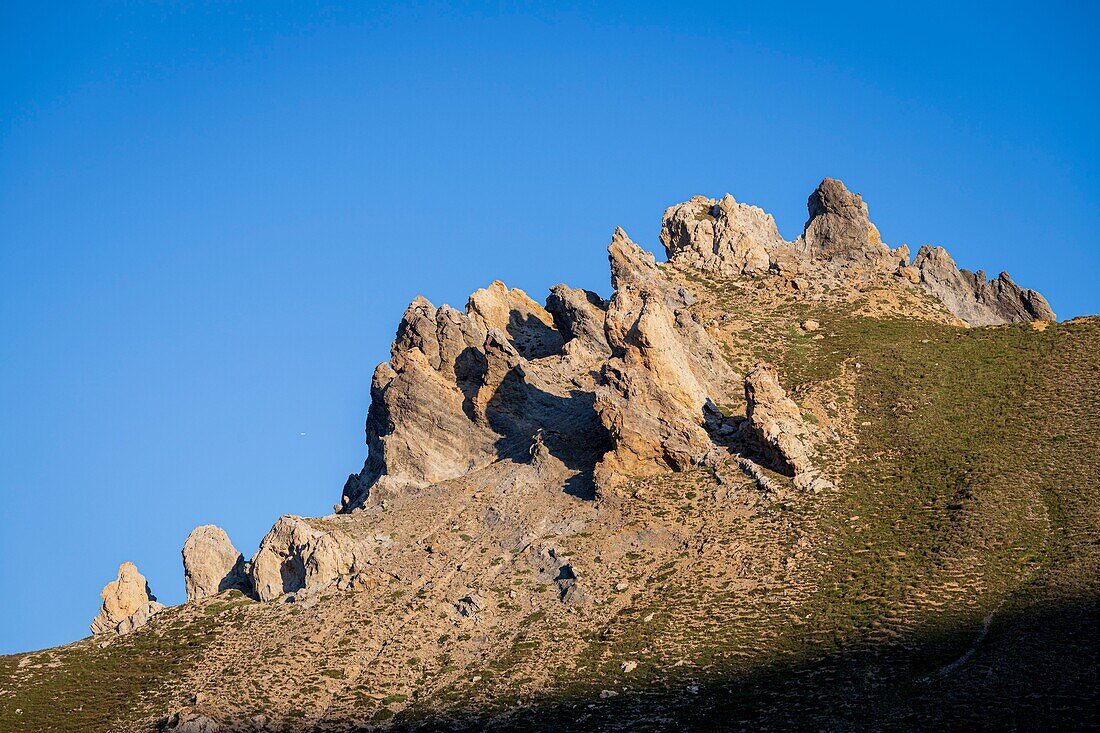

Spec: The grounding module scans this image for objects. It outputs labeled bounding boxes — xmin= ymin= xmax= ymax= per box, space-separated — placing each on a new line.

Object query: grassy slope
xmin=398 ymin=314 xmax=1100 ymax=730
xmin=1 ymin=313 xmax=1097 ymax=731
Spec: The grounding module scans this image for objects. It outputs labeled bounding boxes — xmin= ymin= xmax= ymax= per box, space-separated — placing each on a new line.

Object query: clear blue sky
xmin=2 ymin=1 xmax=1097 ymax=654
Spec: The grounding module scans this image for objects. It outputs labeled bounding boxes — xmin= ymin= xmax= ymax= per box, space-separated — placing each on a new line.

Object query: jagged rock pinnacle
xmin=913 ymin=245 xmax=1055 ymax=326
xmin=90 ymin=561 xmax=163 ymax=636
xmin=182 ymin=525 xmax=251 ymax=602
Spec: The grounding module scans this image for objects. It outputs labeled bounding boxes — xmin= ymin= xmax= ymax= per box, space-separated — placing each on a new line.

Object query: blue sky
xmin=1 ymin=1 xmax=1097 ymax=654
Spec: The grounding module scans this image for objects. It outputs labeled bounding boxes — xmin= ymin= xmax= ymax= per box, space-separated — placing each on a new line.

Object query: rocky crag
xmin=7 ymin=179 xmax=1093 ymax=733
xmin=90 ymin=562 xmax=164 ymax=636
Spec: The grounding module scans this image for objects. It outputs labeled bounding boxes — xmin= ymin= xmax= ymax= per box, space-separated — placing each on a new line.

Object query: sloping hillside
xmin=2 ymin=182 xmax=1096 ymax=732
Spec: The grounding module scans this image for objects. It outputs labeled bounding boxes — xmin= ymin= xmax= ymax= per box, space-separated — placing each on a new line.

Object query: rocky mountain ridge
xmin=95 ymin=177 xmax=1056 ymax=633
xmin=10 ymin=179 xmax=1092 ymax=733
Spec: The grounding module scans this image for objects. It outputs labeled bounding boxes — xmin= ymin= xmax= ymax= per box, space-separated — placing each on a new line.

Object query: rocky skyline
xmin=10 ymin=179 xmax=1090 ymax=732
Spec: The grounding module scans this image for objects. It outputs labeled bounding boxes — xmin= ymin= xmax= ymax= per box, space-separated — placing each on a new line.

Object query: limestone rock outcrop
xmin=467 ymin=280 xmax=563 ymax=359
xmin=343 ymin=297 xmax=504 ymax=508
xmin=182 ymin=525 xmax=251 ymax=602
xmin=661 ymin=178 xmax=1052 ymax=326
xmin=912 ymin=245 xmax=1055 ymax=326
xmin=250 ymin=516 xmax=367 ymax=601
xmin=743 ymin=362 xmax=814 ymax=475
xmin=595 ymin=228 xmax=737 ymax=482
xmin=545 ymin=284 xmax=610 ymax=357
xmin=341 ymin=273 xmax=614 ymax=510
xmin=661 ymin=194 xmax=780 ymax=276
xmin=797 ymin=178 xmax=891 ymax=265
xmin=90 ymin=562 xmax=164 ymax=635
xmin=741 ymin=362 xmax=831 ymax=492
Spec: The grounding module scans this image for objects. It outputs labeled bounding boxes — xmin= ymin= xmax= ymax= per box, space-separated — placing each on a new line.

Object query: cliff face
xmin=340 ymin=177 xmax=1053 ymax=512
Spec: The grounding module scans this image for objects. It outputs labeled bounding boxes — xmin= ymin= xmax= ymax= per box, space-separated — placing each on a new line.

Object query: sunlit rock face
xmin=90 ymin=562 xmax=164 ymax=635
xmin=182 ymin=524 xmax=251 ymax=602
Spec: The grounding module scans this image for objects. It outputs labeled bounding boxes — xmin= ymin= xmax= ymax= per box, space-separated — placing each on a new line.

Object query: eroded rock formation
xmin=595 ymin=228 xmax=737 ymax=484
xmin=467 ymin=280 xmax=563 ymax=359
xmin=741 ymin=362 xmax=832 ymax=493
xmin=913 ymin=245 xmax=1055 ymax=326
xmin=797 ymin=178 xmax=892 ymax=266
xmin=545 ymin=284 xmax=610 ymax=358
xmin=742 ymin=362 xmax=814 ymax=474
xmin=250 ymin=516 xmax=368 ymax=601
xmin=156 ymin=177 xmax=1054 ymax=625
xmin=661 ymin=194 xmax=780 ymax=276
xmin=90 ymin=561 xmax=164 ymax=635
xmin=341 ymin=274 xmax=613 ymax=509
xmin=659 ymin=178 xmax=1047 ymax=327
xmin=343 ymin=297 xmax=503 ymax=507
xmin=182 ymin=525 xmax=251 ymax=602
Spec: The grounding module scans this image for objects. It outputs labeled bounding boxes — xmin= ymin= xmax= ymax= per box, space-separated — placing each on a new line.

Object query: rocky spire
xmin=798 ymin=178 xmax=892 ymax=265
xmin=90 ymin=562 xmax=164 ymax=635
xmin=182 ymin=525 xmax=251 ymax=602
xmin=594 ymin=228 xmax=738 ymax=487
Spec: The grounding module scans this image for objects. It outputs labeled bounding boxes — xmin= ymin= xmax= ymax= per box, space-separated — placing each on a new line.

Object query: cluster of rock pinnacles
xmin=92 ymin=178 xmax=1053 ymax=634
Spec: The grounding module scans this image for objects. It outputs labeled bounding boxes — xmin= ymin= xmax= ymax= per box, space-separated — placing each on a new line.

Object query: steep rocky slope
xmin=3 ymin=180 xmax=1094 ymax=733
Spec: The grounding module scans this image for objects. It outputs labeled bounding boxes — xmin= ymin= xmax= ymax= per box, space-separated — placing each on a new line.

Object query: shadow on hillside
xmin=342 ymin=592 xmax=1100 ymax=733
xmin=482 ymin=366 xmax=611 ymax=500
xmin=504 ymin=311 xmax=564 ymax=360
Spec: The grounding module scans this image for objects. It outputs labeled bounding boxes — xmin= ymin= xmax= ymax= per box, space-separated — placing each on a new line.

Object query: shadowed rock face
xmin=467 ymin=281 xmax=564 ymax=359
xmin=545 ymin=284 xmax=610 ymax=357
xmin=913 ymin=245 xmax=1055 ymax=326
xmin=799 ymin=178 xmax=891 ymax=265
xmin=90 ymin=562 xmax=163 ymax=635
xmin=182 ymin=525 xmax=251 ymax=602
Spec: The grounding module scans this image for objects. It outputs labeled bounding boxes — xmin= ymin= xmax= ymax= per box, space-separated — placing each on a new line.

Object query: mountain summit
xmin=3 ymin=180 xmax=1095 ymax=733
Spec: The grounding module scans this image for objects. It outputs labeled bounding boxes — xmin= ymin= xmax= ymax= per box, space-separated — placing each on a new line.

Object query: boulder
xmin=182 ymin=525 xmax=251 ymax=602
xmin=250 ymin=516 xmax=366 ymax=601
xmin=661 ymin=194 xmax=781 ymax=276
xmin=742 ymin=362 xmax=815 ymax=476
xmin=912 ymin=245 xmax=1055 ymax=326
xmin=90 ymin=562 xmax=164 ymax=635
